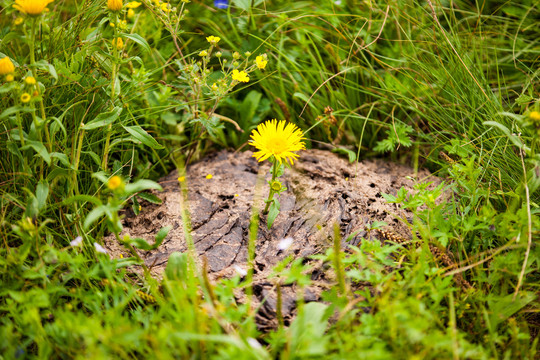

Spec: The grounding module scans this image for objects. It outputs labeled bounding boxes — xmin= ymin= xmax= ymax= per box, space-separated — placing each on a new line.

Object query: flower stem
xmin=102 ymin=13 xmax=119 ymax=171
xmin=263 ymin=159 xmax=279 ymax=214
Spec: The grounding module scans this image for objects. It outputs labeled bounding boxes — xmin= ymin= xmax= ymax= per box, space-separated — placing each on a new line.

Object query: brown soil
xmin=104 ymin=149 xmax=437 ymax=329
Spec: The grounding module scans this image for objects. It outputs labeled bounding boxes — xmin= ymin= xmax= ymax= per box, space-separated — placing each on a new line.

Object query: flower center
xmin=268 ymin=136 xmax=288 ymax=154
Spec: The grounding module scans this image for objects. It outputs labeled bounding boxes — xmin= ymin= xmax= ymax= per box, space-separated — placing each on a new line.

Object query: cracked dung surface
xmin=104 ymin=149 xmax=437 ymax=329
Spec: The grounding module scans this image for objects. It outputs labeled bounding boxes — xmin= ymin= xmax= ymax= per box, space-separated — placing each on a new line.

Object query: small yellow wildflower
xmin=206 ymin=36 xmax=221 ymax=45
xmin=234 ymin=194 xmax=239 ymax=197
xmin=5 ymin=74 xmax=14 ymax=82
xmin=25 ymin=76 xmax=36 ymax=85
xmin=530 ymin=111 xmax=540 ymax=123
xmin=211 ymin=83 xmax=218 ymax=91
xmin=249 ymin=119 xmax=306 ymax=165
xmin=125 ymin=1 xmax=141 ymax=8
xmin=0 ymin=57 xmax=15 ymax=75
xmin=107 ymin=175 xmax=124 ymax=191
xmin=13 ymin=0 xmax=54 ymax=15
xmin=14 ymin=17 xmax=24 ymax=25
xmin=127 ymin=8 xmax=135 ymax=18
xmin=178 ymin=176 xmax=185 ymax=182
xmin=181 ymin=0 xmax=190 ymax=2
xmin=21 ymin=93 xmax=31 ymax=103
xmin=255 ymin=55 xmax=267 ymax=70
xmin=160 ymin=3 xmax=170 ymax=12
xmin=198 ymin=50 xmax=208 ymax=57
xmin=112 ymin=37 xmax=124 ymax=50
xmin=107 ymin=0 xmax=123 ymax=11
xmin=206 ymin=174 xmax=213 ymax=179
xmin=232 ymin=69 xmax=249 ymax=83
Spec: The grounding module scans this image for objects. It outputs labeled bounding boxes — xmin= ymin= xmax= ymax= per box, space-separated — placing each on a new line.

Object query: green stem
xmin=102 ymin=13 xmax=119 ymax=171
xmin=263 ymin=159 xmax=279 ymax=213
xmin=29 ymin=17 xmax=51 ymax=152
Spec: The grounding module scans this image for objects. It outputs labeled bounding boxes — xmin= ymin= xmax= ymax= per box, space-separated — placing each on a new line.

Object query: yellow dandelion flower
xmin=0 ymin=57 xmax=15 ymax=75
xmin=198 ymin=50 xmax=208 ymax=57
xmin=127 ymin=8 xmax=135 ymax=18
xmin=107 ymin=175 xmax=124 ymax=191
xmin=107 ymin=0 xmax=123 ymax=11
xmin=231 ymin=69 xmax=249 ymax=83
xmin=25 ymin=76 xmax=36 ymax=85
xmin=14 ymin=17 xmax=24 ymax=25
xmin=125 ymin=1 xmax=141 ymax=8
xmin=206 ymin=174 xmax=213 ymax=179
xmin=206 ymin=36 xmax=221 ymax=45
xmin=13 ymin=0 xmax=54 ymax=15
xmin=255 ymin=55 xmax=267 ymax=70
xmin=112 ymin=37 xmax=124 ymax=50
xmin=249 ymin=119 xmax=306 ymax=165
xmin=177 ymin=176 xmax=185 ymax=182
xmin=5 ymin=74 xmax=15 ymax=82
xmin=20 ymin=93 xmax=31 ymax=103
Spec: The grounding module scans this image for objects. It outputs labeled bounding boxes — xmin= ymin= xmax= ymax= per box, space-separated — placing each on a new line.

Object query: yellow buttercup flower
xmin=125 ymin=1 xmax=141 ymax=8
xmin=249 ymin=119 xmax=306 ymax=165
xmin=107 ymin=175 xmax=124 ymax=191
xmin=112 ymin=37 xmax=124 ymax=50
xmin=0 ymin=57 xmax=15 ymax=75
xmin=255 ymin=55 xmax=267 ymax=70
xmin=160 ymin=3 xmax=170 ymax=12
xmin=530 ymin=111 xmax=540 ymax=123
xmin=231 ymin=69 xmax=249 ymax=83
xmin=21 ymin=93 xmax=31 ymax=103
xmin=107 ymin=0 xmax=123 ymax=11
xmin=13 ymin=0 xmax=53 ymax=15
xmin=206 ymin=36 xmax=220 ymax=45
xmin=198 ymin=50 xmax=208 ymax=57
xmin=25 ymin=76 xmax=36 ymax=85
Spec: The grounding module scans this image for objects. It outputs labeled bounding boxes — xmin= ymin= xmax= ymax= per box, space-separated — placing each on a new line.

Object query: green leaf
xmin=124 ymin=179 xmax=163 ymax=195
xmin=21 ymin=140 xmax=51 ymax=165
xmin=122 ymin=125 xmax=164 ymax=149
xmin=137 ymin=192 xmax=162 ymax=204
xmin=84 ymin=206 xmax=106 ymax=230
xmin=122 ymin=33 xmax=151 ymax=53
xmin=289 ymin=302 xmax=329 ymax=356
xmin=267 ymin=198 xmax=280 ymax=229
xmin=0 ymin=106 xmax=35 ymax=119
xmin=33 ymin=59 xmax=58 ymax=80
xmin=124 ymin=226 xmax=170 ymax=250
xmin=62 ymin=194 xmax=102 ymax=206
xmin=165 ymin=252 xmax=189 ymax=281
xmin=36 ymin=181 xmax=49 ymax=212
xmin=82 ymin=106 xmax=123 ymax=130
xmin=484 ymin=120 xmax=528 ymax=151
xmin=331 ymin=147 xmax=356 ymax=163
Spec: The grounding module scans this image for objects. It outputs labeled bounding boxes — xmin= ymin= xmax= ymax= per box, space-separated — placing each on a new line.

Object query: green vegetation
xmin=1 ymin=0 xmax=538 ymax=358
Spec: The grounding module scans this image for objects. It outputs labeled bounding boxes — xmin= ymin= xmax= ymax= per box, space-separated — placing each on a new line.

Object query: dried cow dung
xmin=105 ymin=149 xmax=435 ymax=329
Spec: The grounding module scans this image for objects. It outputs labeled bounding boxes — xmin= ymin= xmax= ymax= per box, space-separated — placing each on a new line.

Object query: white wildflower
xmin=278 ymin=237 xmax=293 ymax=251
xmin=70 ymin=236 xmax=83 ymax=247
xmin=94 ymin=242 xmax=108 ymax=254
xmin=233 ymin=265 xmax=247 ymax=277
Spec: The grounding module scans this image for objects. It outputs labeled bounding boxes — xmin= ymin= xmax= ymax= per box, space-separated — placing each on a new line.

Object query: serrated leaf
xmin=122 ymin=125 xmax=164 ymax=149
xmin=82 ymin=106 xmax=123 ymax=130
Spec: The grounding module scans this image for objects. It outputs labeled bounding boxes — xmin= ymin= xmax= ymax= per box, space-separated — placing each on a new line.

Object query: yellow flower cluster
xmin=206 ymin=36 xmax=221 ymax=45
xmin=255 ymin=55 xmax=267 ymax=70
xmin=13 ymin=0 xmax=53 ymax=15
xmin=232 ymin=69 xmax=249 ymax=83
xmin=112 ymin=37 xmax=124 ymax=50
